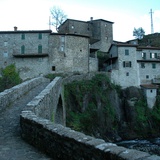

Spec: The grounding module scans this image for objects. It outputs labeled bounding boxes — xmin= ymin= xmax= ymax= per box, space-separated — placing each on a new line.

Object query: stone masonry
xmin=20 ymin=75 xmax=160 ymax=160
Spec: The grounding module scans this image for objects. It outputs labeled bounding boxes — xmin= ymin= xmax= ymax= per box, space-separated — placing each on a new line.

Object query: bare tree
xmin=133 ymin=27 xmax=145 ymax=40
xmin=50 ymin=6 xmax=67 ymax=32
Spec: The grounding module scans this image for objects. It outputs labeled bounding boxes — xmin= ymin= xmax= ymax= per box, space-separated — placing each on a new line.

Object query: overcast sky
xmin=0 ymin=0 xmax=160 ymax=41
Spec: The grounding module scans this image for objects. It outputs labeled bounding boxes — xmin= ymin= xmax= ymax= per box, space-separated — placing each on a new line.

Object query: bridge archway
xmin=54 ymin=94 xmax=65 ymax=125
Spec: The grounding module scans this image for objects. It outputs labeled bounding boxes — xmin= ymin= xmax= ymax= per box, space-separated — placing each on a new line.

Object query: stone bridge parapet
xmin=20 ymin=75 xmax=160 ymax=160
xmin=25 ymin=77 xmax=65 ymax=125
xmin=0 ymin=76 xmax=49 ymax=113
xmin=20 ymin=110 xmax=160 ymax=160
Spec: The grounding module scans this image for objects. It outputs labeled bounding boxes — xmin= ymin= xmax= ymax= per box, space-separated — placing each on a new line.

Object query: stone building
xmin=0 ymin=30 xmax=51 ymax=79
xmin=106 ymin=43 xmax=160 ymax=88
xmin=0 ymin=28 xmax=98 ymax=80
xmin=58 ymin=18 xmax=114 ymax=53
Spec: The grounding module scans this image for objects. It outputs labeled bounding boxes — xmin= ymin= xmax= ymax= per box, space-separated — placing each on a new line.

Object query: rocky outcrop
xmin=65 ymin=75 xmax=160 ymax=142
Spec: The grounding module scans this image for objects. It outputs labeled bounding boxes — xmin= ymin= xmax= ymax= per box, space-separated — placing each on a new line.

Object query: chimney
xmin=14 ymin=26 xmax=17 ymax=31
xmin=90 ymin=17 xmax=93 ymax=21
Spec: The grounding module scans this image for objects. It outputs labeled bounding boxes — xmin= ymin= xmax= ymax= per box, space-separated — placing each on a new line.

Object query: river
xmin=116 ymin=138 xmax=160 ymax=156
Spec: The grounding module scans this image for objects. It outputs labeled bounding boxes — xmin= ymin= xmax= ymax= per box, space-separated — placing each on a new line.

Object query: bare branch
xmin=50 ymin=6 xmax=67 ymax=31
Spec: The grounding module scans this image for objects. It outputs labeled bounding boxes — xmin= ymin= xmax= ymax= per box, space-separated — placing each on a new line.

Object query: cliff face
xmin=64 ymin=74 xmax=160 ymax=142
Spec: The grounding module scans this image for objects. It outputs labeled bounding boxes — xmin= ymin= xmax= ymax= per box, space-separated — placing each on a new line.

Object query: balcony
xmin=13 ymin=53 xmax=48 ymax=58
xmin=152 ymin=78 xmax=160 ymax=84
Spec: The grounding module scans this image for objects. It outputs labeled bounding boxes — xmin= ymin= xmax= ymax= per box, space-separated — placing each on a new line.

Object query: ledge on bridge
xmin=20 ymin=110 xmax=160 ymax=160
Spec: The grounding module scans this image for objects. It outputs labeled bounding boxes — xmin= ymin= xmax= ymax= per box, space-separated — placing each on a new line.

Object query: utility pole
xmin=149 ymin=9 xmax=154 ymax=34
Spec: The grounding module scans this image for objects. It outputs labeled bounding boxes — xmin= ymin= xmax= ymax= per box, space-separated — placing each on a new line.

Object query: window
xmin=150 ymin=90 xmax=153 ymax=93
xmin=125 ymin=49 xmax=129 ymax=55
xmin=4 ymin=41 xmax=8 ymax=46
xmin=146 ymin=75 xmax=149 ymax=79
xmin=52 ymin=66 xmax=55 ymax=71
xmin=38 ymin=33 xmax=42 ymax=39
xmin=71 ymin=25 xmax=74 ymax=29
xmin=123 ymin=61 xmax=132 ymax=67
xmin=150 ymin=53 xmax=157 ymax=59
xmin=155 ymin=53 xmax=157 ymax=58
xmin=61 ymin=36 xmax=65 ymax=42
xmin=3 ymin=52 xmax=8 ymax=58
xmin=126 ymin=72 xmax=129 ymax=76
xmin=142 ymin=52 xmax=146 ymax=59
xmin=141 ymin=63 xmax=145 ymax=68
xmin=21 ymin=33 xmax=25 ymax=40
xmin=38 ymin=45 xmax=42 ymax=54
xmin=152 ymin=63 xmax=156 ymax=69
xmin=60 ymin=45 xmax=64 ymax=52
xmin=21 ymin=45 xmax=25 ymax=54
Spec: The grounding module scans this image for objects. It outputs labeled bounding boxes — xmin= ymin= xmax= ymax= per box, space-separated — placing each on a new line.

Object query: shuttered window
xmin=38 ymin=45 xmax=42 ymax=53
xmin=38 ymin=33 xmax=42 ymax=39
xmin=21 ymin=45 xmax=25 ymax=54
xmin=21 ymin=34 xmax=25 ymax=40
xmin=123 ymin=61 xmax=132 ymax=67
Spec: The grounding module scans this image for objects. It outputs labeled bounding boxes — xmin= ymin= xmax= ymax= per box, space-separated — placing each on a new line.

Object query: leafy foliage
xmin=45 ymin=73 xmax=66 ymax=81
xmin=64 ymin=74 xmax=119 ymax=137
xmin=97 ymin=51 xmax=109 ymax=71
xmin=133 ymin=27 xmax=145 ymax=40
xmin=138 ymin=33 xmax=160 ymax=47
xmin=0 ymin=64 xmax=22 ymax=92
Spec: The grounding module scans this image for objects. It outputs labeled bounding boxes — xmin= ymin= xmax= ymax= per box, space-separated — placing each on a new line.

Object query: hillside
xmin=64 ymin=74 xmax=160 ymax=142
xmin=138 ymin=33 xmax=160 ymax=47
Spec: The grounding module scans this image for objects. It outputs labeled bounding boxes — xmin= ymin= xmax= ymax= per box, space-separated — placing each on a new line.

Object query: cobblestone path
xmin=0 ymin=82 xmax=52 ymax=160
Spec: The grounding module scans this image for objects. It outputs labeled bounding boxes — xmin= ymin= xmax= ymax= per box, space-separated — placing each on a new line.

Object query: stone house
xmin=0 ymin=28 xmax=98 ymax=80
xmin=106 ymin=43 xmax=160 ymax=88
xmin=58 ymin=18 xmax=114 ymax=53
xmin=141 ymin=84 xmax=159 ymax=108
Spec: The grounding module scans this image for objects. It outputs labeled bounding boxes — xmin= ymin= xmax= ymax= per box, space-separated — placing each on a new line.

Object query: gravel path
xmin=0 ymin=82 xmax=52 ymax=160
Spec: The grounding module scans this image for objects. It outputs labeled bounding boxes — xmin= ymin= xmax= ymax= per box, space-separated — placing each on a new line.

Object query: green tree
xmin=133 ymin=27 xmax=145 ymax=39
xmin=0 ymin=64 xmax=22 ymax=92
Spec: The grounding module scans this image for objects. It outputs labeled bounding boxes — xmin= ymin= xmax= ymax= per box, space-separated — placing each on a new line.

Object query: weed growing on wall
xmin=0 ymin=64 xmax=22 ymax=92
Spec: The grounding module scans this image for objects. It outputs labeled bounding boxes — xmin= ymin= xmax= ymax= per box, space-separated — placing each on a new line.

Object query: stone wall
xmin=25 ymin=77 xmax=65 ymax=125
xmin=20 ymin=111 xmax=160 ymax=160
xmin=0 ymin=76 xmax=49 ymax=112
xmin=89 ymin=57 xmax=98 ymax=72
xmin=0 ymin=31 xmax=51 ymax=80
xmin=49 ymin=34 xmax=90 ymax=74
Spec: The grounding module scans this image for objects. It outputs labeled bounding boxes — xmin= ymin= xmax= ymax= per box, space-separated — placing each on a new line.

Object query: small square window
xmin=3 ymin=52 xmax=8 ymax=58
xmin=126 ymin=72 xmax=129 ymax=76
xmin=123 ymin=61 xmax=131 ymax=67
xmin=71 ymin=25 xmax=74 ymax=29
xmin=146 ymin=75 xmax=149 ymax=79
xmin=52 ymin=66 xmax=55 ymax=71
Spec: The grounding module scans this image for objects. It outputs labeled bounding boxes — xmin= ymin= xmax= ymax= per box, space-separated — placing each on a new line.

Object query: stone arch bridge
xmin=0 ymin=75 xmax=160 ymax=160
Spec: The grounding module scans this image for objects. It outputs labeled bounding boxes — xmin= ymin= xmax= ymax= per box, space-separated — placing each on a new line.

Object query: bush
xmin=64 ymin=74 xmax=119 ymax=138
xmin=0 ymin=64 xmax=22 ymax=92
